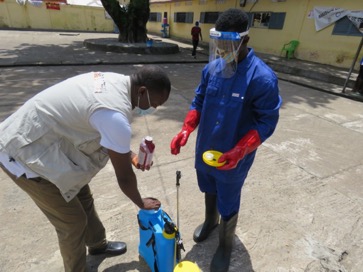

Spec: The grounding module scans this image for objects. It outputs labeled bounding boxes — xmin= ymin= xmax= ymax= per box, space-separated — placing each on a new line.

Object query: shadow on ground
xmin=183 ymin=232 xmax=254 ymax=272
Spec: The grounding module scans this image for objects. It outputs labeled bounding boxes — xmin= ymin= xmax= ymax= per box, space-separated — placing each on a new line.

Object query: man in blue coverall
xmin=170 ymin=8 xmax=282 ymax=272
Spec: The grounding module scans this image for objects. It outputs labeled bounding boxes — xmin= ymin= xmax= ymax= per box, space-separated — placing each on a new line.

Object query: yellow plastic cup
xmin=174 ymin=261 xmax=201 ymax=272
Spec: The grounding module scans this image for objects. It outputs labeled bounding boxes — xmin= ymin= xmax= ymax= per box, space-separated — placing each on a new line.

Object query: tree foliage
xmin=101 ymin=0 xmax=150 ymax=43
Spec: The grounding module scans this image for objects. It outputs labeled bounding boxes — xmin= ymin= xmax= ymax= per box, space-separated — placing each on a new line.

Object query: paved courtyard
xmin=0 ymin=62 xmax=363 ymax=272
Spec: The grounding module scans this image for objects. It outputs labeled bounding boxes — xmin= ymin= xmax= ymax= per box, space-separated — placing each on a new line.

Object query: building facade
xmin=0 ymin=0 xmax=114 ymax=32
xmin=148 ymin=0 xmax=362 ymax=69
xmin=0 ymin=0 xmax=362 ymax=69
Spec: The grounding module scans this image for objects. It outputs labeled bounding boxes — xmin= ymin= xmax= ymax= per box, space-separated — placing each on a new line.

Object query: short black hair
xmin=134 ymin=65 xmax=171 ymax=95
xmin=215 ymin=8 xmax=249 ymax=33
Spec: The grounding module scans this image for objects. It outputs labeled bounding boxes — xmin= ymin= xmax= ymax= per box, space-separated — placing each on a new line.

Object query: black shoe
xmin=88 ymin=241 xmax=127 ymax=256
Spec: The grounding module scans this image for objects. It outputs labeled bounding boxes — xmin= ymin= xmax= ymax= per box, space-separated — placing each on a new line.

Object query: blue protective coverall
xmin=190 ymin=48 xmax=282 ymax=217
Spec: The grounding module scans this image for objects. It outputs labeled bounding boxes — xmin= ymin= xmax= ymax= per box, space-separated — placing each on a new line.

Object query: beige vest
xmin=0 ymin=72 xmax=132 ymax=201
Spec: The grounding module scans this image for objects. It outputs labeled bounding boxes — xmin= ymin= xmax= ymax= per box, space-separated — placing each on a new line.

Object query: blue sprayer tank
xmin=138 ymin=207 xmax=179 ymax=272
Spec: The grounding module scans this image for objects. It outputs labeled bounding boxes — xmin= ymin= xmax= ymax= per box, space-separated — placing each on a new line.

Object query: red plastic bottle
xmin=138 ymin=136 xmax=155 ymax=169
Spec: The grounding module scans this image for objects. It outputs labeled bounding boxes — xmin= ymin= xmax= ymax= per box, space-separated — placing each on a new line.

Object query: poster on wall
xmin=46 ymin=2 xmax=60 ymax=10
xmin=347 ymin=11 xmax=363 ymax=34
xmin=25 ymin=0 xmax=67 ymax=8
xmin=22 ymin=0 xmax=104 ymax=9
xmin=16 ymin=0 xmax=27 ymax=5
xmin=313 ymin=7 xmax=349 ymax=31
xmin=28 ymin=0 xmax=43 ymax=6
xmin=67 ymin=0 xmax=103 ymax=7
xmin=312 ymin=7 xmax=363 ymax=34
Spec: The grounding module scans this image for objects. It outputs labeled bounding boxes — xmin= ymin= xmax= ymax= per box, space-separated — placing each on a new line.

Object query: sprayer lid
xmin=174 ymin=261 xmax=200 ymax=272
xmin=202 ymin=150 xmax=226 ymax=167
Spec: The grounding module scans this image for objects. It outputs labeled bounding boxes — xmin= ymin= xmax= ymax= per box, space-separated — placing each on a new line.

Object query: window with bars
xmin=333 ymin=16 xmax=362 ymax=36
xmin=251 ymin=12 xmax=271 ymax=28
xmin=247 ymin=12 xmax=286 ymax=29
xmin=149 ymin=12 xmax=162 ymax=22
xmin=200 ymin=12 xmax=220 ymax=24
xmin=174 ymin=12 xmax=194 ymax=23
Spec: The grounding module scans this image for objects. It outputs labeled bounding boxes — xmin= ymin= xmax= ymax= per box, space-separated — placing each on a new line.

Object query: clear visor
xmin=208 ymin=28 xmax=249 ymax=78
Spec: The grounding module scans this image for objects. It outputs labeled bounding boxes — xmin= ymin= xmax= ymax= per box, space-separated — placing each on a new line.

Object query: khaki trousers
xmin=0 ymin=164 xmax=107 ymax=272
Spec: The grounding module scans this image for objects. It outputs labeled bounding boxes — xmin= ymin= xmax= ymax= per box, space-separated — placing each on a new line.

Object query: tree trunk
xmin=101 ymin=0 xmax=150 ymax=43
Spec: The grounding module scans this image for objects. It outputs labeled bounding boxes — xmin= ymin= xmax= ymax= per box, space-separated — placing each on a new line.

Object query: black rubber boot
xmin=353 ymin=77 xmax=363 ymax=93
xmin=193 ymin=193 xmax=220 ymax=243
xmin=358 ymin=78 xmax=363 ymax=94
xmin=210 ymin=214 xmax=238 ymax=272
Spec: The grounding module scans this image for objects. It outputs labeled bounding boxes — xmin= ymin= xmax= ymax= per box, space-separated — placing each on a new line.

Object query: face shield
xmin=208 ymin=28 xmax=249 ymax=78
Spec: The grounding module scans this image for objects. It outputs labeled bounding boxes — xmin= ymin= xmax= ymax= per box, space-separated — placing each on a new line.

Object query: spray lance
xmin=175 ymin=170 xmax=185 ymax=261
xmin=160 ymin=171 xmax=184 ymax=265
xmin=172 ymin=172 xmax=201 ymax=272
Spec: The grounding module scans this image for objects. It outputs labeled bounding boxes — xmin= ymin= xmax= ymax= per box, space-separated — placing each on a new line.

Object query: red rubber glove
xmin=170 ymin=109 xmax=201 ymax=155
xmin=217 ymin=130 xmax=261 ymax=170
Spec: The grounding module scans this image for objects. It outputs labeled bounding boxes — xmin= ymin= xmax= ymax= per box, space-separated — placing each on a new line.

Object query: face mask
xmin=135 ymin=90 xmax=156 ymax=116
xmin=215 ymin=38 xmax=244 ymax=64
xmin=216 ymin=49 xmax=235 ymax=63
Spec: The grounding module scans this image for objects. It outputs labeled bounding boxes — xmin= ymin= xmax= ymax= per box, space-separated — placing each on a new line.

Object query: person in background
xmin=191 ymin=21 xmax=203 ymax=59
xmin=0 ymin=65 xmax=171 ymax=272
xmin=171 ymin=8 xmax=282 ymax=272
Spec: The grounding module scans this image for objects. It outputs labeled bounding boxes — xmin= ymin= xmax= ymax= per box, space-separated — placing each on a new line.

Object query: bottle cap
xmin=145 ymin=136 xmax=153 ymax=142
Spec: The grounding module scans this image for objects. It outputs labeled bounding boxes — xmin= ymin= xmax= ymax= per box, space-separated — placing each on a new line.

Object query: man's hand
xmin=170 ymin=109 xmax=201 ymax=155
xmin=217 ymin=130 xmax=261 ymax=171
xmin=131 ymin=152 xmax=139 ymax=168
xmin=171 ymin=131 xmax=191 ymax=155
xmin=131 ymin=151 xmax=153 ymax=171
xmin=141 ymin=197 xmax=161 ymax=210
xmin=217 ymin=147 xmax=245 ymax=170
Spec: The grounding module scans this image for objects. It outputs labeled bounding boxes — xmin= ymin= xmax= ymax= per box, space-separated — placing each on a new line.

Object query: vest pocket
xmin=25 ymin=139 xmax=100 ymax=194
xmin=59 ymin=137 xmax=104 ymax=172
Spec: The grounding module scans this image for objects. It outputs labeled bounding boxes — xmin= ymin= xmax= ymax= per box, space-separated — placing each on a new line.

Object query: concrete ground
xmin=0 ymin=29 xmax=361 ymax=102
xmin=0 ymin=30 xmax=362 ymax=272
